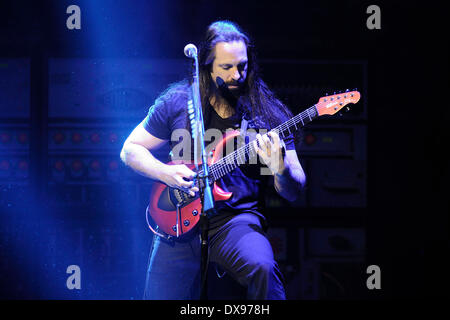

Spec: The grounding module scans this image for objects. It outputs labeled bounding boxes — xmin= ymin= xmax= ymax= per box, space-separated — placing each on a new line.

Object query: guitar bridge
xmin=171 ymin=187 xmax=198 ymax=207
xmin=173 ymin=188 xmax=190 ymax=203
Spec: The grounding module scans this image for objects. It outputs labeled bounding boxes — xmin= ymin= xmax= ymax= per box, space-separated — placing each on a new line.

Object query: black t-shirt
xmin=143 ymin=83 xmax=295 ymax=228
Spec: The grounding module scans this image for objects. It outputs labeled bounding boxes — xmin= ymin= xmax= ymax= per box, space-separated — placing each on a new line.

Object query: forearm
xmin=120 ymin=142 xmax=168 ymax=182
xmin=274 ymin=161 xmax=306 ymax=202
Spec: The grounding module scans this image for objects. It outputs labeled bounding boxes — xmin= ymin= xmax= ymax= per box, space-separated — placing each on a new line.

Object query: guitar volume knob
xmin=192 ymin=209 xmax=198 ymax=216
xmin=183 ymin=220 xmax=190 ymax=226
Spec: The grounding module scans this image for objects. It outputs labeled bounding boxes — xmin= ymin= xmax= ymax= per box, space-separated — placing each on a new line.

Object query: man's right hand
xmin=120 ymin=124 xmax=199 ymax=197
xmin=160 ymin=164 xmax=199 ymax=197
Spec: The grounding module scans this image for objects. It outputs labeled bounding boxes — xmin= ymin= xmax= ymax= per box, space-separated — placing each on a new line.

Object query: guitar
xmin=146 ymin=90 xmax=361 ymax=238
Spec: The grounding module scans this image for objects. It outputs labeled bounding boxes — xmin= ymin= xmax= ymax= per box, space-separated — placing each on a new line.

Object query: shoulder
xmin=147 ymin=80 xmax=191 ymax=119
xmin=156 ymin=79 xmax=190 ymax=107
xmin=144 ymin=80 xmax=191 ymax=139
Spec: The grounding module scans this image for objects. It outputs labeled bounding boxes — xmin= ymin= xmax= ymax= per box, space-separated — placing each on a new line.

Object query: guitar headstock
xmin=315 ymin=90 xmax=360 ymax=116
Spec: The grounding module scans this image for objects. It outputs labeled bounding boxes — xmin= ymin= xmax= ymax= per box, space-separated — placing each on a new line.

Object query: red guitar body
xmin=147 ymin=130 xmax=241 ymax=237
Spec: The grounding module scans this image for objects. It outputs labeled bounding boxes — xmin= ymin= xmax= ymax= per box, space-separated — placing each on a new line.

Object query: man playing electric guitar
xmin=120 ymin=21 xmax=306 ymax=299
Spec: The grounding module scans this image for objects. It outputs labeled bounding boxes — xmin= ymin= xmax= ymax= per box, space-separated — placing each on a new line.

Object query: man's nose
xmin=230 ymin=68 xmax=241 ymax=81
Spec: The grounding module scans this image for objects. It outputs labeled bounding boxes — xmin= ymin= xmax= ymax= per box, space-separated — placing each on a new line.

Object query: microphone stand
xmin=186 ymin=45 xmax=215 ymax=300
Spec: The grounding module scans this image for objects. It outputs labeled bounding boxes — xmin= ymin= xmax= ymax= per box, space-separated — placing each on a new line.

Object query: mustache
xmin=216 ymin=77 xmax=243 ymax=88
xmin=215 ymin=76 xmax=239 ymax=105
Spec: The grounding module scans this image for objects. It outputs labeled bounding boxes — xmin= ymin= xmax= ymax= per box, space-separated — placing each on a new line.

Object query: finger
xmin=268 ymin=131 xmax=280 ymax=148
xmin=188 ymin=185 xmax=199 ymax=197
xmin=253 ymin=140 xmax=260 ymax=155
xmin=261 ymin=135 xmax=271 ymax=154
xmin=254 ymin=134 xmax=261 ymax=149
xmin=262 ymin=134 xmax=272 ymax=148
xmin=255 ymin=137 xmax=266 ymax=158
xmin=178 ymin=177 xmax=194 ymax=188
xmin=254 ymin=138 xmax=269 ymax=164
xmin=181 ymin=166 xmax=197 ymax=180
xmin=256 ymin=134 xmax=266 ymax=150
xmin=261 ymin=134 xmax=274 ymax=158
xmin=267 ymin=134 xmax=280 ymax=156
xmin=253 ymin=140 xmax=263 ymax=160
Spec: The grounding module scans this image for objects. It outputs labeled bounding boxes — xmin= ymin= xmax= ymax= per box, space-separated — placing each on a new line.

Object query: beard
xmin=213 ymin=76 xmax=246 ymax=106
xmin=209 ymin=76 xmax=251 ymax=120
xmin=226 ymin=84 xmax=244 ymax=97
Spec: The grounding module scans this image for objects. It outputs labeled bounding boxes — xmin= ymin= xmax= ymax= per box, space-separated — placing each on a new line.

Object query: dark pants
xmin=143 ymin=213 xmax=286 ymax=300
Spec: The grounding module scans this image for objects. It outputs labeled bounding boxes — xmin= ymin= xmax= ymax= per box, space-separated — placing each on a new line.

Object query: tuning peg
xmin=345 ymin=89 xmax=349 ymax=92
xmin=346 ymin=107 xmax=350 ymax=112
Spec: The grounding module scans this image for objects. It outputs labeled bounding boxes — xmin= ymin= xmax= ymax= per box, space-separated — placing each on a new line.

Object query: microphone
xmin=184 ymin=43 xmax=198 ymax=58
xmin=216 ymin=76 xmax=226 ymax=88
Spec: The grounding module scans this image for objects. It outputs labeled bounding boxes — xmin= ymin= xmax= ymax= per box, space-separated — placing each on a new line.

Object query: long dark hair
xmin=154 ymin=21 xmax=296 ymax=134
xmin=197 ymin=20 xmax=293 ymax=130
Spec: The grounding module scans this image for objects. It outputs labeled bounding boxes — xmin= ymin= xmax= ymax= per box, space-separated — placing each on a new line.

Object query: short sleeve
xmin=283 ymin=133 xmax=295 ymax=150
xmin=143 ymin=98 xmax=171 ymax=140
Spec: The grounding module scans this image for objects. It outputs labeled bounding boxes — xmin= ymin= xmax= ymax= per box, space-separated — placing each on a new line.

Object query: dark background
xmin=0 ymin=0 xmax=447 ymax=300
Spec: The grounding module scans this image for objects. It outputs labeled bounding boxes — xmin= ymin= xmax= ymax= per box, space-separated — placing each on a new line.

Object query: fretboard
xmin=207 ymin=104 xmax=319 ymax=181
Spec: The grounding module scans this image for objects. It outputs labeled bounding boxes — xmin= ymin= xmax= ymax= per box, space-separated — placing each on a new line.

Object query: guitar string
xmin=210 ymin=107 xmax=315 ymax=179
xmin=198 ymin=96 xmax=355 ymax=183
xmin=208 ymin=105 xmax=318 ymax=180
xmin=190 ymin=95 xmax=352 ymax=188
xmin=208 ymin=98 xmax=354 ymax=179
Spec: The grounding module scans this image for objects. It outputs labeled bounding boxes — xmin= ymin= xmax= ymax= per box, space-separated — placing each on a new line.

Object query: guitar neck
xmin=208 ymin=104 xmax=319 ymax=181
